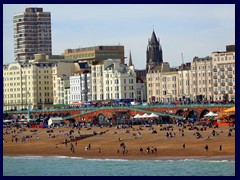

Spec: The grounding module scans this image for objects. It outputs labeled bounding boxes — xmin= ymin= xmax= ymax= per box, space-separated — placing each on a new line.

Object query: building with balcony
xmin=211 ymin=45 xmax=235 ymax=101
xmin=69 ymin=68 xmax=92 ymax=106
xmin=13 ymin=7 xmax=52 ymax=62
xmin=147 ymin=62 xmax=179 ymax=103
xmin=91 ymin=59 xmax=136 ymax=101
xmin=3 ymin=54 xmax=57 ymax=111
xmin=146 ymin=45 xmax=235 ymax=104
xmin=52 ymin=60 xmax=79 ymax=105
xmin=190 ymin=56 xmax=213 ymax=102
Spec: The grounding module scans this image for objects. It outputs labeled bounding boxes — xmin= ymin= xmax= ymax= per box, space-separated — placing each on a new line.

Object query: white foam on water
xmin=10 ymin=156 xmax=45 ymax=159
xmin=86 ymin=158 xmax=129 ymax=162
xmin=69 ymin=156 xmax=83 ymax=160
xmin=3 ymin=156 xmax=235 ymax=163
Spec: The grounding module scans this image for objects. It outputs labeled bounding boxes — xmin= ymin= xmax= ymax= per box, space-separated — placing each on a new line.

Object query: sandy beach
xmin=3 ymin=124 xmax=235 ymax=161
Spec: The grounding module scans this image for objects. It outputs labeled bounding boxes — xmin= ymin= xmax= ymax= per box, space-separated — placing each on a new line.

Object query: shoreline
xmin=3 ymin=154 xmax=235 ymax=161
xmin=3 ymin=125 xmax=235 ymax=162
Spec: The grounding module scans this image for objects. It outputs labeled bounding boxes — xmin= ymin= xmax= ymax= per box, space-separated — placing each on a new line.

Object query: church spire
xmin=150 ymin=30 xmax=158 ymax=44
xmin=129 ymin=51 xmax=133 ymax=66
xmin=146 ymin=30 xmax=163 ymax=71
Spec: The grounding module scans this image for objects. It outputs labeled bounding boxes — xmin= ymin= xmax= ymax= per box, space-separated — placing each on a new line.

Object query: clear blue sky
xmin=3 ymin=4 xmax=235 ymax=69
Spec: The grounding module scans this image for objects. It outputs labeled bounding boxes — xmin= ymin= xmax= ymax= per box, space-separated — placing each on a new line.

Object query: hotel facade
xmin=91 ymin=59 xmax=136 ymax=101
xmin=146 ymin=45 xmax=235 ymax=103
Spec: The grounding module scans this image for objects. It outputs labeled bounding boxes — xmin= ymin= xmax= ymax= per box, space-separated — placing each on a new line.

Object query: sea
xmin=3 ymin=156 xmax=235 ymax=176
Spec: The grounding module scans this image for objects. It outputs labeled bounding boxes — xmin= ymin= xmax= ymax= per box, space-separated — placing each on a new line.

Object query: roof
xmin=150 ymin=30 xmax=159 ymax=44
xmin=129 ymin=51 xmax=133 ymax=66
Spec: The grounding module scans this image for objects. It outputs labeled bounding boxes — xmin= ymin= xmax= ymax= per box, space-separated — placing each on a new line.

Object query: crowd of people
xmin=3 ymin=119 xmax=235 ymax=159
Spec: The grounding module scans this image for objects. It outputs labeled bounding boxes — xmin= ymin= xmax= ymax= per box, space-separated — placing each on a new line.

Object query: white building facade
xmin=3 ymin=59 xmax=54 ymax=111
xmin=190 ymin=56 xmax=213 ymax=102
xmin=69 ymin=72 xmax=91 ymax=105
xmin=211 ymin=45 xmax=235 ymax=102
xmin=91 ymin=59 xmax=136 ymax=101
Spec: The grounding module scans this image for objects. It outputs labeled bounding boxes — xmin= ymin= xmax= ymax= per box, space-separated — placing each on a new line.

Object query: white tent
xmin=131 ymin=101 xmax=139 ymax=106
xmin=149 ymin=113 xmax=158 ymax=118
xmin=3 ymin=120 xmax=13 ymax=123
xmin=133 ymin=114 xmax=141 ymax=118
xmin=204 ymin=111 xmax=218 ymax=117
xmin=141 ymin=113 xmax=150 ymax=118
xmin=19 ymin=119 xmax=28 ymax=122
xmin=48 ymin=117 xmax=63 ymax=126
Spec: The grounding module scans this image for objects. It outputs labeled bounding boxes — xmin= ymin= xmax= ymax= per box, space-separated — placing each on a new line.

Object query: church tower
xmin=129 ymin=51 xmax=133 ymax=66
xmin=146 ymin=30 xmax=163 ymax=71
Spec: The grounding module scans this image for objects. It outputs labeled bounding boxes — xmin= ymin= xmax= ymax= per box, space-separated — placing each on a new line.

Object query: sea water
xmin=3 ymin=156 xmax=235 ymax=176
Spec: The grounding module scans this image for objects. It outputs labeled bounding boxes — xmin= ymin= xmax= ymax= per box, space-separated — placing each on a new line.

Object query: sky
xmin=3 ymin=4 xmax=235 ymax=69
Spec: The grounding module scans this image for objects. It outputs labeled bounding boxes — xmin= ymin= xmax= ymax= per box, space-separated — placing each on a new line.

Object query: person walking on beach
xmin=183 ymin=143 xmax=185 ymax=149
xmin=64 ymin=138 xmax=68 ymax=147
xmin=140 ymin=147 xmax=143 ymax=154
xmin=205 ymin=144 xmax=208 ymax=151
xmin=98 ymin=148 xmax=101 ymax=155
xmin=154 ymin=148 xmax=157 ymax=154
xmin=70 ymin=141 xmax=74 ymax=153
xmin=151 ymin=146 xmax=155 ymax=154
xmin=219 ymin=145 xmax=222 ymax=152
xmin=88 ymin=143 xmax=91 ymax=150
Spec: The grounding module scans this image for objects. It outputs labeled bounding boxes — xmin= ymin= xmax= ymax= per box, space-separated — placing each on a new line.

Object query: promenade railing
xmin=3 ymin=103 xmax=234 ymax=115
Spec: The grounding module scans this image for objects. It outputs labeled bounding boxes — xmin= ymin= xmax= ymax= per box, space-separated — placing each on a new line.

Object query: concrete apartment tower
xmin=13 ymin=7 xmax=52 ymax=63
